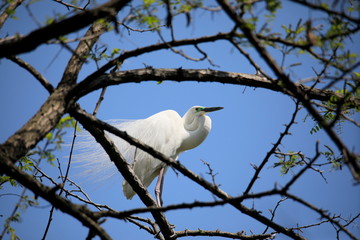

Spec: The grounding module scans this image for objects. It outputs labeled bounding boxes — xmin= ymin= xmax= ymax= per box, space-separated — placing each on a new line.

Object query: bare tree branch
xmin=284 ymin=192 xmax=359 ymax=240
xmin=7 ymin=55 xmax=54 ymax=93
xmin=244 ymin=101 xmax=300 ymax=195
xmin=175 ymin=229 xmax=275 ymax=239
xmin=73 ymin=68 xmax=360 ymax=108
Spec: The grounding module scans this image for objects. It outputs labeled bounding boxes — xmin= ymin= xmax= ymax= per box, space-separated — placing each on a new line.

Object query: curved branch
xmin=73 ymin=68 xmax=360 ymax=107
xmin=7 ymin=56 xmax=54 ymax=93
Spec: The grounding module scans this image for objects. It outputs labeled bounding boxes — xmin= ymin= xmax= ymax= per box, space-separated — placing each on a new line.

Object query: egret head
xmin=193 ymin=106 xmax=224 ymax=115
xmin=183 ymin=106 xmax=223 ymax=126
xmin=181 ymin=105 xmax=223 ymax=149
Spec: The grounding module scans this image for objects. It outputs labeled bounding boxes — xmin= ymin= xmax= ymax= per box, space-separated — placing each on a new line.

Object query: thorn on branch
xmin=201 ymin=160 xmax=220 ymax=188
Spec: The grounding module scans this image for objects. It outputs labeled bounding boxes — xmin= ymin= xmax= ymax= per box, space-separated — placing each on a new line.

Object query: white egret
xmin=77 ymin=106 xmax=223 ymax=206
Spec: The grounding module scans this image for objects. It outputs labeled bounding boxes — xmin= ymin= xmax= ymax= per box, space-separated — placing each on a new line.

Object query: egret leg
xmin=155 ymin=167 xmax=165 ymax=206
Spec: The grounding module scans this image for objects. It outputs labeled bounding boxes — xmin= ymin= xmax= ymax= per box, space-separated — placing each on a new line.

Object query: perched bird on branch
xmin=77 ymin=106 xmax=223 ymax=206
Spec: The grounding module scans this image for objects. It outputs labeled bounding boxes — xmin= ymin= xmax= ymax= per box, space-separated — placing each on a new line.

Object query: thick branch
xmin=73 ymin=68 xmax=359 ymax=107
xmin=0 ymin=12 xmax=115 ymax=165
xmin=58 ymin=13 xmax=110 ymax=86
xmin=175 ymin=229 xmax=274 ymax=239
xmin=0 ymin=0 xmax=131 ymax=57
xmin=0 ymin=85 xmax=74 ymax=163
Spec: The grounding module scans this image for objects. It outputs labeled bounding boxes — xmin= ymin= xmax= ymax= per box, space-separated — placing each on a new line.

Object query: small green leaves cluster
xmin=274 ymin=145 xmax=343 ymax=176
xmin=4 ymin=8 xmax=17 ymax=20
xmin=129 ymin=0 xmax=161 ymax=29
xmin=322 ymin=145 xmax=343 ymax=170
xmin=4 ymin=219 xmax=21 ymax=240
xmin=128 ymin=0 xmax=206 ymax=30
xmin=44 ymin=12 xmax=67 ymax=25
xmin=0 ymin=116 xmax=77 ymax=188
xmin=305 ymin=85 xmax=359 ymax=135
xmin=0 ymin=157 xmax=36 ymax=188
xmin=172 ymin=0 xmax=203 ymax=14
xmin=236 ymin=0 xmax=283 ymax=45
xmin=1 ymin=194 xmax=39 ymax=240
xmin=100 ymin=48 xmax=121 ymax=60
xmin=274 ymin=151 xmax=303 ymax=175
xmin=265 ymin=0 xmax=281 ymax=14
xmin=2 ymin=0 xmax=20 ymax=20
xmin=89 ymin=46 xmax=121 ymax=62
xmin=309 ymin=110 xmax=342 ymax=135
xmin=281 ymin=21 xmax=306 ymax=42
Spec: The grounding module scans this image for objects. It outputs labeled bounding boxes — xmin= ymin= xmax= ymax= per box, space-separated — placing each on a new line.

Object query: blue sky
xmin=1 ymin=0 xmax=359 ymax=239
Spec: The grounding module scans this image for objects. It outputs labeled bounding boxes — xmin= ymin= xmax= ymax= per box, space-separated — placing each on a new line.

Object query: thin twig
xmin=7 ymin=56 xmax=54 ymax=93
xmin=244 ymin=101 xmax=300 ymax=195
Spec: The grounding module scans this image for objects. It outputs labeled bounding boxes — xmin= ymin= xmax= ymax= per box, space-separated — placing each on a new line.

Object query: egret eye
xmin=195 ymin=107 xmax=204 ymax=112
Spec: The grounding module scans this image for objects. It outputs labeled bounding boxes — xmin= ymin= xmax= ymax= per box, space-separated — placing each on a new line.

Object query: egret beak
xmin=203 ymin=107 xmax=224 ymax=112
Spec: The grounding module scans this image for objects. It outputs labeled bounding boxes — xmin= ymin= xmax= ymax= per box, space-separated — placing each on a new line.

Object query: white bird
xmin=77 ymin=106 xmax=223 ymax=206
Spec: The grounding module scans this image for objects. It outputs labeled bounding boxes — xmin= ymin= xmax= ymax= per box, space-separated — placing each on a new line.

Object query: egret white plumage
xmin=77 ymin=106 xmax=223 ymax=206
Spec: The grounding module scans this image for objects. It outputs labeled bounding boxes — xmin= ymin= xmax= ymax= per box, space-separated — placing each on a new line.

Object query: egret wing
xmin=74 ymin=110 xmax=184 ymax=199
xmin=119 ymin=110 xmax=184 ymax=199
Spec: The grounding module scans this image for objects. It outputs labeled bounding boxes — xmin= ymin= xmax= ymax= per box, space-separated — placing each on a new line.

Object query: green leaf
xmin=5 ymin=8 xmax=15 ymax=16
xmin=58 ymin=36 xmax=68 ymax=42
xmin=266 ymin=0 xmax=281 ymax=13
xmin=0 ymin=176 xmax=18 ymax=187
xmin=281 ymin=25 xmax=291 ymax=34
xmin=45 ymin=17 xmax=54 ymax=25
xmin=143 ymin=0 xmax=156 ymax=8
xmin=319 ymin=2 xmax=329 ymax=9
xmin=110 ymin=48 xmax=120 ymax=58
xmin=45 ymin=132 xmax=53 ymax=140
